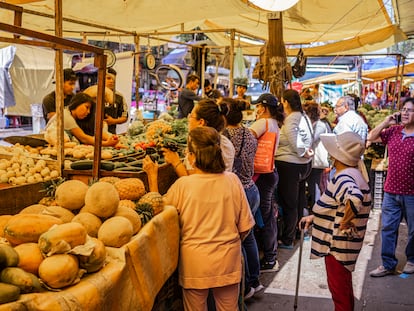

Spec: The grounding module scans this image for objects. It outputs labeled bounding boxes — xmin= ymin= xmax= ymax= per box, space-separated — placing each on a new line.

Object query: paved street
xmin=246 ymin=208 xmax=414 ymax=311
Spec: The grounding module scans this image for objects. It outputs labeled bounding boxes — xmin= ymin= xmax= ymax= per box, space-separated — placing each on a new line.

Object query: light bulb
xmin=249 ymin=0 xmax=299 ymax=11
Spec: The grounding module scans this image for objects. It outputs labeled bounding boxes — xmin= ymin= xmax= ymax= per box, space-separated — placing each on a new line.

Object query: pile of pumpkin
xmin=0 ymin=177 xmax=164 ymax=304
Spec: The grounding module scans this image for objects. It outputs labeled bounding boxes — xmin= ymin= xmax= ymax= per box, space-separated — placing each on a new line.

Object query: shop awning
xmin=0 ymin=0 xmax=411 ymax=56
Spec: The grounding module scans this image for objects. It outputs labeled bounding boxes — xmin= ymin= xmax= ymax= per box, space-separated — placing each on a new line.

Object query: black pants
xmin=275 ymin=160 xmax=312 ymax=245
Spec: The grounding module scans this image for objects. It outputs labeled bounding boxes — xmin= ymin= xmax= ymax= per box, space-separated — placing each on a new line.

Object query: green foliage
xmin=40 ymin=177 xmax=65 ymax=198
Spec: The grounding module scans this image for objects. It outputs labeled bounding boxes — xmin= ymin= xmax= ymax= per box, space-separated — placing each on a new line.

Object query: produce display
xmin=0 ymin=118 xmax=189 ymax=187
xmin=0 ymin=176 xmax=164 ymax=304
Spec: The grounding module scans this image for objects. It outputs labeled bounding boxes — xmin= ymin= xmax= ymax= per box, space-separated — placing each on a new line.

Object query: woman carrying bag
xmin=249 ymin=93 xmax=284 ymax=272
xmin=275 ymin=89 xmax=313 ymax=249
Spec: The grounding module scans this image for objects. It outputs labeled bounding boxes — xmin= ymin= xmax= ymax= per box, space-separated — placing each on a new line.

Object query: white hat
xmin=320 ymin=132 xmax=365 ymax=167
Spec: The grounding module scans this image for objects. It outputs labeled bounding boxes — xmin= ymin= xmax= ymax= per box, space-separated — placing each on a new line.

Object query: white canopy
xmin=0 ymin=0 xmax=409 ymax=56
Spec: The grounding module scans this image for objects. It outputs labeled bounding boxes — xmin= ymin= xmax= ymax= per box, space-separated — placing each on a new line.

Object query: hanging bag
xmin=254 ymin=119 xmax=277 ymax=174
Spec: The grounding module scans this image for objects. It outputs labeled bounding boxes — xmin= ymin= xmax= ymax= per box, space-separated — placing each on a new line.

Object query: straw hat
xmin=320 ymin=132 xmax=365 ymax=167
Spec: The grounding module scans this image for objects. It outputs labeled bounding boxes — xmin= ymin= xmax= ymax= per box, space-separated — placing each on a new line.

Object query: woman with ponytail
xmin=143 ymin=126 xmax=254 ymax=311
xmin=163 ymin=99 xmax=235 ymax=177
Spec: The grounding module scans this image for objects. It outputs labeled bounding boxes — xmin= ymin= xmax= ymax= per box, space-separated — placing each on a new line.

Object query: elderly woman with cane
xmin=300 ymin=131 xmax=371 ymax=311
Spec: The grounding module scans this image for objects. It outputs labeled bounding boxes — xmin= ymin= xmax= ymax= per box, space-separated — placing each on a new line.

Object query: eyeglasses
xmin=400 ymin=108 xmax=414 ymax=113
xmin=334 ymin=103 xmax=345 ymax=109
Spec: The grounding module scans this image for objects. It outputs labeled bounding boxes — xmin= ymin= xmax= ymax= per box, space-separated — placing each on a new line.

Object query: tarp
xmin=1 ymin=44 xmax=72 ymax=116
xmin=0 ymin=0 xmax=408 ymax=56
xmin=300 ymin=61 xmax=414 ymax=86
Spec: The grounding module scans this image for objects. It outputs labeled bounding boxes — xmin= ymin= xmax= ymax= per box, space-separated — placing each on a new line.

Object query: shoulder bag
xmin=254 ymin=119 xmax=277 ymax=174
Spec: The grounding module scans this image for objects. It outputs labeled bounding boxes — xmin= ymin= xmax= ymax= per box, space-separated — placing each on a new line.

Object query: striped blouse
xmin=310 ymin=167 xmax=372 ymax=272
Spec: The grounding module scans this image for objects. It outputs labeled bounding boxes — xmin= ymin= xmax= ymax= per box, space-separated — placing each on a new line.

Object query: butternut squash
xmin=38 ymin=222 xmax=87 ymax=256
xmin=79 ymin=238 xmax=106 ymax=273
xmin=71 ymin=212 xmax=102 ymax=238
xmin=14 ymin=243 xmax=44 ymax=276
xmin=0 ymin=244 xmax=19 ymax=269
xmin=0 ymin=267 xmax=42 ymax=293
xmin=0 ymin=215 xmax=12 ymax=237
xmin=98 ymin=216 xmax=133 ymax=247
xmin=4 ymin=214 xmax=63 ymax=245
xmin=40 ymin=205 xmax=75 ymax=223
xmin=18 ymin=204 xmax=47 ymax=214
xmin=38 ymin=254 xmax=79 ymax=289
xmin=0 ymin=282 xmax=20 ymax=304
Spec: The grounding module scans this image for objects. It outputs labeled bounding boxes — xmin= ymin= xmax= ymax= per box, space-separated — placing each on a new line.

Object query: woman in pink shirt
xmin=143 ymin=126 xmax=255 ymax=311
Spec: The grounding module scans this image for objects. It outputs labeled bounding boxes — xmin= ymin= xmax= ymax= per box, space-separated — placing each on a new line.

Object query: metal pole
xmin=294 ymin=225 xmax=305 ymax=310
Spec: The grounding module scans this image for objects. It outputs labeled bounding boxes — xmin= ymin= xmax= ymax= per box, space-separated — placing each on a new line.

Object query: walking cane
xmin=294 ymin=223 xmax=306 ymax=310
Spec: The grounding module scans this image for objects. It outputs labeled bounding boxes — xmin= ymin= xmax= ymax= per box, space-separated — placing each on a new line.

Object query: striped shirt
xmin=310 ymin=168 xmax=371 ymax=272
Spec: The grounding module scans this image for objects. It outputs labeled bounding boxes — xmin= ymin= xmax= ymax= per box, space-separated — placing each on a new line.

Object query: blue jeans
xmin=255 ymin=171 xmax=279 ymax=262
xmin=381 ymin=192 xmax=414 ymax=270
xmin=243 ymin=184 xmax=261 ymax=288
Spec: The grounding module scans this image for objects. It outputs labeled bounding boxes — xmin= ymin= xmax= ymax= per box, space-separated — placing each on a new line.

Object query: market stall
xmin=0 ymin=205 xmax=180 ymax=311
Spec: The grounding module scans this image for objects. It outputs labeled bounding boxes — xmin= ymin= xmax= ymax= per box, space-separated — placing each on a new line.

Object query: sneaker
xmin=260 ymin=260 xmax=280 ymax=273
xmin=278 ymin=243 xmax=294 ymax=250
xmin=369 ymin=265 xmax=395 ymax=277
xmin=253 ymin=284 xmax=265 ymax=296
xmin=244 ymin=287 xmax=255 ymax=300
xmin=403 ymin=262 xmax=414 ymax=274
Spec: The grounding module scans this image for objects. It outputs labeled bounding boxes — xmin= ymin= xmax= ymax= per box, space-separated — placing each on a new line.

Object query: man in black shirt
xmin=104 ymin=67 xmax=128 ymax=134
xmin=177 ymin=74 xmax=201 ymax=118
xmin=42 ymin=68 xmax=77 ymax=122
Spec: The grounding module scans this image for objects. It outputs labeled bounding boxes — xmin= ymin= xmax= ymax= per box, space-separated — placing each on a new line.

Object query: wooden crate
xmin=0 ymin=182 xmax=47 ymax=215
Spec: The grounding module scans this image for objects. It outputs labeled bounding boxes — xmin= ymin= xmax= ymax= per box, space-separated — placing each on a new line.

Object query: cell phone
xmin=395 ymin=114 xmax=401 ymax=124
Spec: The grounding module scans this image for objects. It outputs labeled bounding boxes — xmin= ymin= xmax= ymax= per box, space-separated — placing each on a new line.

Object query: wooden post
xmin=267 ymin=12 xmax=286 ymax=99
xmin=201 ymin=45 xmax=206 ymax=97
xmin=92 ymin=54 xmax=107 ymax=180
xmin=392 ymin=55 xmax=401 ymax=110
xmin=54 ymin=0 xmax=64 ymax=175
xmin=229 ymin=30 xmax=235 ymax=98
xmin=134 ymin=35 xmax=140 ymax=118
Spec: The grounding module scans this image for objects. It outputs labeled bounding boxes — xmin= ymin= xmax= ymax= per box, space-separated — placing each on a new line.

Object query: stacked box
xmin=373 ymin=170 xmax=386 ymax=209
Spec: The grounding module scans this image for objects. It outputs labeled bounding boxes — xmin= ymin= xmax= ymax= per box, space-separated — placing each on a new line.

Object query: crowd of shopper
xmin=141 ymin=79 xmax=414 ymax=311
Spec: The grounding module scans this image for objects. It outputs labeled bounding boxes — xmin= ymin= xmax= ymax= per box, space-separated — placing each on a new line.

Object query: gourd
xmin=0 ymin=244 xmax=19 ymax=269
xmin=83 ymin=182 xmax=119 ymax=218
xmin=71 ymin=212 xmax=102 ymax=238
xmin=78 ymin=238 xmax=106 ymax=273
xmin=55 ymin=180 xmax=89 ymax=210
xmin=0 ymin=267 xmax=42 ymax=293
xmin=0 ymin=215 xmax=12 ymax=237
xmin=19 ymin=204 xmax=47 ymax=214
xmin=114 ymin=206 xmax=142 ymax=234
xmin=38 ymin=222 xmax=87 ymax=256
xmin=0 ymin=283 xmax=20 ymax=304
xmin=98 ymin=216 xmax=133 ymax=247
xmin=14 ymin=243 xmax=44 ymax=276
xmin=40 ymin=205 xmax=75 ymax=223
xmin=38 ymin=254 xmax=80 ymax=289
xmin=4 ymin=214 xmax=63 ymax=245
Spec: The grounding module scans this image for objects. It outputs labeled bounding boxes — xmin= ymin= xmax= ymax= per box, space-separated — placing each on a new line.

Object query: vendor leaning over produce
xmin=45 ymin=92 xmax=118 ymax=147
xmin=143 ymin=126 xmax=254 ymax=311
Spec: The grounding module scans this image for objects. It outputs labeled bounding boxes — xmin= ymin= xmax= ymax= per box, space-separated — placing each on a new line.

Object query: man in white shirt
xmin=333 ymin=95 xmax=368 ymax=141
